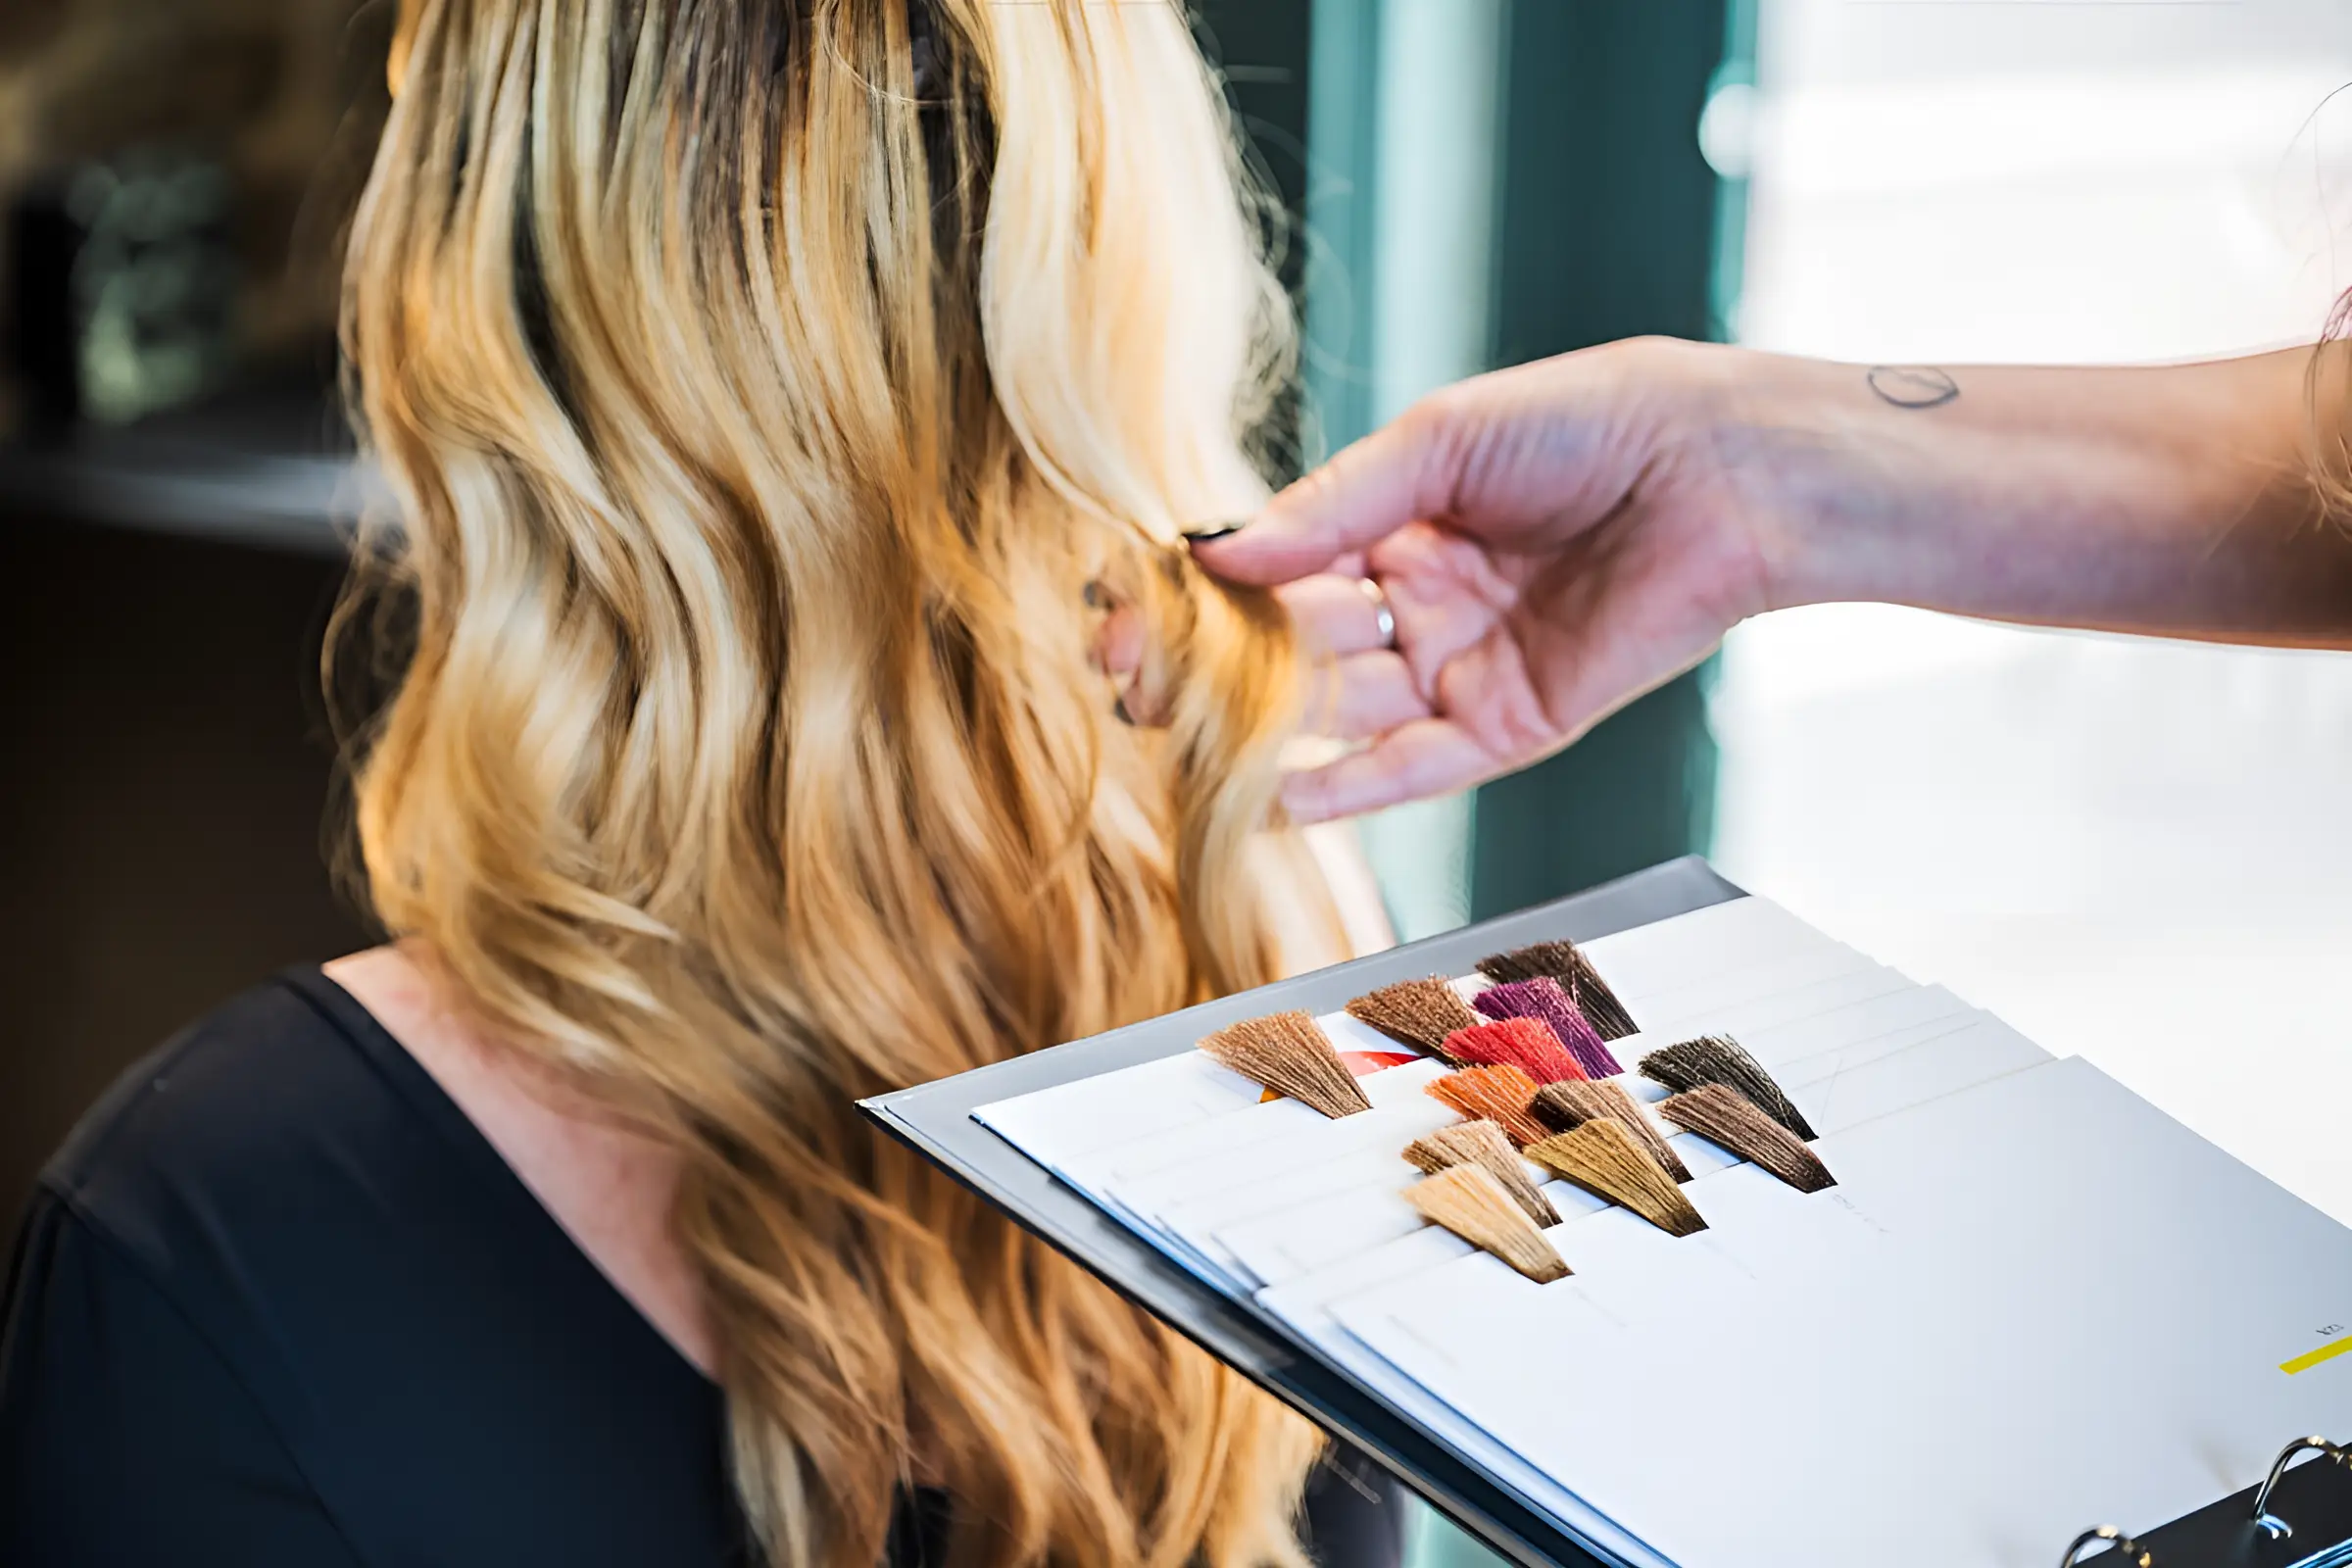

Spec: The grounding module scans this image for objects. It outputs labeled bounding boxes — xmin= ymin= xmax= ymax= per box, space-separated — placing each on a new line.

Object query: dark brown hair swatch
xmin=1525 ymin=1119 xmax=1708 ymax=1237
xmin=1476 ymin=939 xmax=1641 ymax=1041
xmin=1405 ymin=1164 xmax=1570 ymax=1283
xmin=1402 ymin=1119 xmax=1561 ymax=1227
xmin=1532 ymin=1078 xmax=1693 ymax=1183
xmin=1199 ymin=1011 xmax=1371 ymax=1119
xmin=1424 ymin=1064 xmax=1550 ymax=1149
xmin=1639 ymin=1034 xmax=1817 ymax=1141
xmin=1346 ymin=977 xmax=1482 ymax=1057
xmin=1657 ymin=1085 xmax=1836 ymax=1193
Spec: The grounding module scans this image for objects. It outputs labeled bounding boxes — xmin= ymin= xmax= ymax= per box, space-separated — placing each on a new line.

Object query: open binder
xmin=858 ymin=858 xmax=2352 ymax=1567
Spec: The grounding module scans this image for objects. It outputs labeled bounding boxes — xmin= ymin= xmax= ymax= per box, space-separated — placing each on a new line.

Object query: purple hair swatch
xmin=1473 ymin=977 xmax=1623 ymax=1079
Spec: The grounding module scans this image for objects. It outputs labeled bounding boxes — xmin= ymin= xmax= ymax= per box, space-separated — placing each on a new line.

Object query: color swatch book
xmin=860 ymin=858 xmax=2352 ymax=1568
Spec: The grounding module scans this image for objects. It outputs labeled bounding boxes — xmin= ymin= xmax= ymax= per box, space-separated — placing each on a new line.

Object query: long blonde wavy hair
xmin=339 ymin=2 xmax=1340 ymax=1564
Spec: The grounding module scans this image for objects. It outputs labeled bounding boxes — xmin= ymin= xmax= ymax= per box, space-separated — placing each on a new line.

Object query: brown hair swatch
xmin=1657 ymin=1085 xmax=1836 ymax=1193
xmin=1199 ymin=1011 xmax=1371 ymax=1119
xmin=1405 ymin=1164 xmax=1570 ymax=1283
xmin=1476 ymin=940 xmax=1641 ymax=1041
xmin=1402 ymin=1120 xmax=1561 ymax=1227
xmin=1639 ymin=1034 xmax=1817 ymax=1141
xmin=1525 ymin=1120 xmax=1707 ymax=1237
xmin=1346 ymin=977 xmax=1481 ymax=1057
xmin=1532 ymin=1078 xmax=1693 ymax=1183
xmin=1425 ymin=1064 xmax=1550 ymax=1148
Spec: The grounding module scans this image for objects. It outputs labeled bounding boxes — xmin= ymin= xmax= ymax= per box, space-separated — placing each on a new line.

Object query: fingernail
xmin=1112 ymin=695 xmax=1134 ymax=726
xmin=1181 ymin=519 xmax=1248 ymax=547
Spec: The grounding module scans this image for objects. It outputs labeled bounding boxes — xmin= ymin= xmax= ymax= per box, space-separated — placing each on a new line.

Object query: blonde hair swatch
xmin=1475 ymin=940 xmax=1640 ymax=1041
xmin=1525 ymin=1120 xmax=1707 ymax=1238
xmin=1425 ymin=1064 xmax=1551 ymax=1149
xmin=1401 ymin=1120 xmax=1560 ymax=1227
xmin=1532 ymin=1079 xmax=1692 ymax=1183
xmin=1640 ymin=1035 xmax=1818 ymax=1141
xmin=1200 ymin=1012 xmax=1372 ymax=1119
xmin=1405 ymin=1164 xmax=1571 ymax=1284
xmin=1658 ymin=1086 xmax=1838 ymax=1194
xmin=340 ymin=3 xmax=1331 ymax=1564
xmin=1346 ymin=977 xmax=1481 ymax=1057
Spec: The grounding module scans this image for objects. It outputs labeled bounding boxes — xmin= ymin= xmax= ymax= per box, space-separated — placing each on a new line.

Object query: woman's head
xmin=343 ymin=3 xmax=1331 ymax=1564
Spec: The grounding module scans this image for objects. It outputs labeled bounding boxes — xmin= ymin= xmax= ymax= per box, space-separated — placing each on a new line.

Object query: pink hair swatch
xmin=1473 ymin=976 xmax=1623 ymax=1079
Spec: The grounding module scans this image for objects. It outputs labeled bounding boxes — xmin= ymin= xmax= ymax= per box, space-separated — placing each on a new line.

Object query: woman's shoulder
xmin=39 ymin=968 xmax=411 ymax=1254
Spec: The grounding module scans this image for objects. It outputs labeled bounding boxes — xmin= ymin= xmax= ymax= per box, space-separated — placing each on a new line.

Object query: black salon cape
xmin=0 ymin=970 xmax=1406 ymax=1567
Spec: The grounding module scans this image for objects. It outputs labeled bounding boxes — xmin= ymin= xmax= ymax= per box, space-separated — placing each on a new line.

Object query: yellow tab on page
xmin=2280 ymin=1338 xmax=2352 ymax=1376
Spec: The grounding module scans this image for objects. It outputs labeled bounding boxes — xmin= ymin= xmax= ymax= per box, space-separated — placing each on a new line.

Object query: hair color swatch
xmin=1347 ymin=978 xmax=1482 ymax=1058
xmin=1441 ymin=1018 xmax=1588 ymax=1086
xmin=1640 ymin=1034 xmax=1817 ymax=1140
xmin=1524 ymin=1119 xmax=1708 ymax=1237
xmin=1200 ymin=1011 xmax=1373 ymax=1119
xmin=1425 ymin=1064 xmax=1551 ymax=1148
xmin=1656 ymin=1085 xmax=1837 ymax=1193
xmin=1475 ymin=940 xmax=1641 ymax=1041
xmin=1404 ymin=1164 xmax=1571 ymax=1283
xmin=1531 ymin=1078 xmax=1693 ymax=1183
xmin=1402 ymin=1119 xmax=1562 ymax=1227
xmin=1473 ymin=977 xmax=1624 ymax=1080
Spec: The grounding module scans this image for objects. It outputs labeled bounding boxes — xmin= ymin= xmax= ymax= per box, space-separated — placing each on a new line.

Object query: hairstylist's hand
xmin=1195 ymin=337 xmax=1770 ymax=824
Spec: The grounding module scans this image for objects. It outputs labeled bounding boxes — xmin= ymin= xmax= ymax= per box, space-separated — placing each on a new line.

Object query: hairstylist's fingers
xmin=1312 ymin=652 xmax=1431 ymax=742
xmin=1279 ymin=720 xmax=1497 ymax=825
xmin=1278 ymin=573 xmax=1396 ymax=659
xmin=1191 ymin=401 xmax=1459 ymax=585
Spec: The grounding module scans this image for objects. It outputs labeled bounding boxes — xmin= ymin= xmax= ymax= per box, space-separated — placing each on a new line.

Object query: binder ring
xmin=2058 ymin=1526 xmax=2151 ymax=1568
xmin=2248 ymin=1434 xmax=2349 ymax=1539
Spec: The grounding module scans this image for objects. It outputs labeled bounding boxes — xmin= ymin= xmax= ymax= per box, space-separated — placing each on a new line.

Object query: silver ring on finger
xmin=1358 ymin=577 xmax=1396 ymax=650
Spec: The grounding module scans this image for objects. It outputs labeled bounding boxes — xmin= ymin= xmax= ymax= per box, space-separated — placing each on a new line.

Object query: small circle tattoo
xmin=1866 ymin=365 xmax=1959 ymax=409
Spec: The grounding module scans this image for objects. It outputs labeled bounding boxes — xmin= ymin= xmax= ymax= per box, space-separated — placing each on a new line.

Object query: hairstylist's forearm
xmin=1735 ymin=346 xmax=2352 ymax=646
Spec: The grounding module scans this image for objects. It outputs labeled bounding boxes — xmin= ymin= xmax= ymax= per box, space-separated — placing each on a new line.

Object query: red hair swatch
xmin=1440 ymin=1018 xmax=1587 ymax=1086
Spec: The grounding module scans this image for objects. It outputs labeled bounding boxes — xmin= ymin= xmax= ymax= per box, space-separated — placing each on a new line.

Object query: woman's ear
xmin=387 ymin=0 xmax=420 ymax=97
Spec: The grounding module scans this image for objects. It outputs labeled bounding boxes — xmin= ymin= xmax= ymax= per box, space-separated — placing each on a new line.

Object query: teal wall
xmin=1468 ymin=0 xmax=1733 ymax=924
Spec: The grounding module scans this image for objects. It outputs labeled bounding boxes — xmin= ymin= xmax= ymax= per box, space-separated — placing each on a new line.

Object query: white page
xmin=1334 ymin=1056 xmax=2352 ymax=1568
xmin=1772 ymin=999 xmax=1986 ymax=1088
xmin=1249 ymin=1229 xmax=1681 ymax=1568
xmin=1627 ymin=942 xmax=1886 ymax=1033
xmin=1061 ymin=1056 xmax=1450 ymax=1201
xmin=1740 ymin=982 xmax=1975 ymax=1066
xmin=1790 ymin=1015 xmax=2049 ymax=1137
xmin=1575 ymin=895 xmax=1839 ymax=1004
xmin=1106 ymin=1084 xmax=1461 ymax=1231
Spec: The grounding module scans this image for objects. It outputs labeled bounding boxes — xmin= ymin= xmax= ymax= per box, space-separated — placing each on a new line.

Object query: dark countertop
xmin=0 ymin=384 xmax=374 ymax=559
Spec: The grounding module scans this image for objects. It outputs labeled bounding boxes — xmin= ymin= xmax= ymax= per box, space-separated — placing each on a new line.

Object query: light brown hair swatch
xmin=1639 ymin=1034 xmax=1818 ymax=1141
xmin=1200 ymin=1010 xmax=1371 ymax=1119
xmin=1532 ymin=1078 xmax=1693 ymax=1183
xmin=1424 ymin=1064 xmax=1550 ymax=1148
xmin=1657 ymin=1085 xmax=1837 ymax=1193
xmin=1402 ymin=1120 xmax=1561 ymax=1227
xmin=1475 ymin=940 xmax=1641 ymax=1041
xmin=1346 ymin=977 xmax=1482 ymax=1057
xmin=1525 ymin=1119 xmax=1708 ymax=1237
xmin=1405 ymin=1164 xmax=1571 ymax=1283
